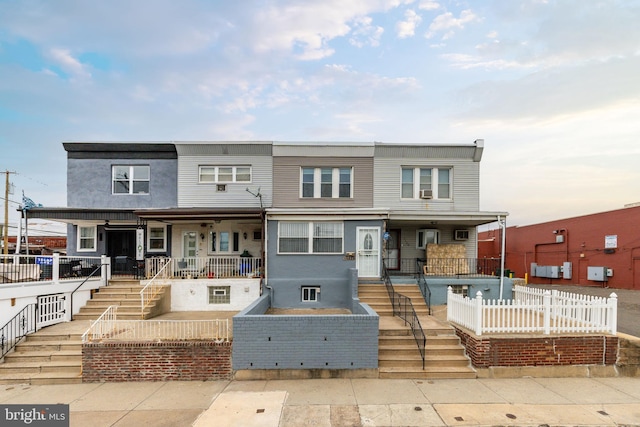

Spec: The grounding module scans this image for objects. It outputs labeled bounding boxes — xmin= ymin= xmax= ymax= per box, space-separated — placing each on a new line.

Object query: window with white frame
xmin=416 ymin=229 xmax=439 ymax=249
xmin=302 ymin=286 xmax=320 ymax=302
xmin=208 ymin=231 xmax=240 ymax=253
xmin=199 ymin=166 xmax=252 ymax=183
xmin=278 ymin=222 xmax=343 ymax=254
xmin=147 ymin=225 xmax=166 ymax=252
xmin=208 ymin=286 xmax=231 ymax=304
xmin=401 ymin=167 xmax=451 ymax=199
xmin=301 ymin=167 xmax=352 ymax=198
xmin=78 ymin=225 xmax=97 ymax=251
xmin=112 ymin=165 xmax=150 ymax=194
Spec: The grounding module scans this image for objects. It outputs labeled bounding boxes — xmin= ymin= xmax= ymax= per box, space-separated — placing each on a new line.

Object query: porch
xmin=145 ymin=256 xmax=262 ymax=279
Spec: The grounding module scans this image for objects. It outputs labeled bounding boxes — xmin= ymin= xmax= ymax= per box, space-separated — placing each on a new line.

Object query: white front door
xmin=357 ymin=227 xmax=380 ymax=278
xmin=183 ymin=232 xmax=198 ymax=267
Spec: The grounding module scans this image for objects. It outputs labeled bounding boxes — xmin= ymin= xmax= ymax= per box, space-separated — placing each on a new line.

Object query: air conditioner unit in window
xmin=454 ymin=229 xmax=469 ymax=240
xmin=419 ymin=189 xmax=433 ymax=199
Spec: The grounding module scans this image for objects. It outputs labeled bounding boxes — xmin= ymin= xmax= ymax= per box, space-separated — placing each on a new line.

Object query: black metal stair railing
xmin=1 ymin=303 xmax=37 ymax=359
xmin=415 ymin=258 xmax=432 ymax=315
xmin=382 ymin=260 xmax=426 ymax=370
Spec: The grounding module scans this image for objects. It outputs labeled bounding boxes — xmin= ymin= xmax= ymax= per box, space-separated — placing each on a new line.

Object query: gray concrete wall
xmin=232 ymin=294 xmax=379 ymax=370
xmin=266 ymin=219 xmax=383 ymax=308
xmin=417 ymin=277 xmax=514 ymax=305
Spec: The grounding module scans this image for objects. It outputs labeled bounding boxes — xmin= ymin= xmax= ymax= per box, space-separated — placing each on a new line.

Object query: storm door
xmin=356 ymin=227 xmax=380 ymax=278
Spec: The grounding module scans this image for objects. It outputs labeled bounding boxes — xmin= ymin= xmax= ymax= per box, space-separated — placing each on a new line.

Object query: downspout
xmin=263 ymin=211 xmax=273 ymax=302
xmin=499 ymin=215 xmax=506 ymax=299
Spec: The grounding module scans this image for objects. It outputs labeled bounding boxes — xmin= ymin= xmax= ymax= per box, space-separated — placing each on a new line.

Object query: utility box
xmin=548 ymin=266 xmax=560 ymax=278
xmin=587 ymin=266 xmax=608 ymax=282
xmin=562 ymin=262 xmax=572 ymax=279
xmin=530 ymin=263 xmax=537 ymax=277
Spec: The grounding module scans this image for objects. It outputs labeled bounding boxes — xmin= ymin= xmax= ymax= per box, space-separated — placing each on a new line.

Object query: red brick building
xmin=478 ymin=205 xmax=640 ymax=290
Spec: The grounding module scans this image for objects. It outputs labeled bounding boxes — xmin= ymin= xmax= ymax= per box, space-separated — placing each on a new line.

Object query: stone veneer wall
xmin=82 ymin=341 xmax=232 ymax=382
xmin=453 ymin=327 xmax=618 ymax=368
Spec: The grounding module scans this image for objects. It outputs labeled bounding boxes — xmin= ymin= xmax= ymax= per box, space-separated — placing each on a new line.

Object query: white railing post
xmin=52 ymin=252 xmax=60 ymax=284
xmin=101 ymin=255 xmax=109 ymax=284
xmin=446 ymin=286 xmax=453 ymax=321
xmin=475 ymin=291 xmax=483 ymax=336
xmin=543 ymin=290 xmax=551 ymax=334
xmin=608 ymin=292 xmax=617 ymax=334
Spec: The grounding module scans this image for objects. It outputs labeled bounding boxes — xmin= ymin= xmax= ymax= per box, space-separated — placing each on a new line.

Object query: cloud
xmin=46 ymin=48 xmax=91 ymax=81
xmin=418 ymin=0 xmax=440 ymax=11
xmin=426 ymin=9 xmax=479 ymax=40
xmin=396 ymin=9 xmax=422 ymax=39
xmin=349 ymin=16 xmax=384 ymax=47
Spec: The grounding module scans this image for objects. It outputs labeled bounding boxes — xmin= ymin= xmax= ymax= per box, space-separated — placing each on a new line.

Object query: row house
xmin=29 ymin=139 xmax=509 ymax=312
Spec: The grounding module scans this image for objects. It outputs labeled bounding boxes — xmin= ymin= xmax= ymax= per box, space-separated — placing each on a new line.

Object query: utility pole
xmin=3 ymin=170 xmax=16 ymax=257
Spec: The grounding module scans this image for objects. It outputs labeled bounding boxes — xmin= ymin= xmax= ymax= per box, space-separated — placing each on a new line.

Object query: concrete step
xmin=4 ymin=350 xmax=81 ymax=363
xmin=0 ymin=371 xmax=83 ymax=385
xmin=379 ymin=344 xmax=466 ymax=358
xmin=379 ymin=366 xmax=476 ymax=379
xmin=72 ymin=313 xmax=145 ymax=321
xmin=379 ymin=354 xmax=471 ymax=368
xmin=14 ymin=341 xmax=81 ymax=352
xmin=0 ymin=360 xmax=80 ymax=374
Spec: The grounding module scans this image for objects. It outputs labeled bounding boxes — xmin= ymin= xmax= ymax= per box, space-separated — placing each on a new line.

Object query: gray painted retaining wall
xmin=232 ymin=294 xmax=379 ymax=370
xmin=419 ymin=277 xmax=514 ymax=305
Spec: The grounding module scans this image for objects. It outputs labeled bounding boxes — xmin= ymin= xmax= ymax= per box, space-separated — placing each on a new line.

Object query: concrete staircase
xmin=73 ymin=279 xmax=165 ymax=321
xmin=0 ymin=325 xmax=83 ymax=385
xmin=0 ymin=279 xmax=169 ymax=385
xmin=359 ymin=281 xmax=476 ymax=379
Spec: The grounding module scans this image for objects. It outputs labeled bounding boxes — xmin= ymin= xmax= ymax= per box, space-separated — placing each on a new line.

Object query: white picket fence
xmin=447 ymin=285 xmax=617 ymax=336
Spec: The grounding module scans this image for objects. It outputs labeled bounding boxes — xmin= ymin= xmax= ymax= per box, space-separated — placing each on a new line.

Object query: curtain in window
xmin=313 ymin=222 xmax=342 ymax=253
xmin=279 ymin=222 xmax=309 ymax=252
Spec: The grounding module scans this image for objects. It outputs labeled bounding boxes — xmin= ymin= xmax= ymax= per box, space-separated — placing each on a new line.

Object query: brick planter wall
xmin=454 ymin=327 xmax=618 ymax=368
xmin=82 ymin=341 xmax=232 ymax=382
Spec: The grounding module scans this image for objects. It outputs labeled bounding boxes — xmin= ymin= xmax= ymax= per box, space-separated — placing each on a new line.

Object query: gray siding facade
xmin=176 ymin=143 xmax=273 ymax=208
xmin=373 ymin=145 xmax=480 ymax=212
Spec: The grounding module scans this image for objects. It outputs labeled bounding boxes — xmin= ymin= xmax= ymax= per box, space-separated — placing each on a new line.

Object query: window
xmin=450 ymin=285 xmax=468 ymax=297
xmin=401 ymin=167 xmax=451 ymax=199
xmin=278 ymin=222 xmax=343 ymax=254
xmin=112 ymin=165 xmax=149 ymax=194
xmin=416 ymin=229 xmax=439 ymax=249
xmin=199 ymin=166 xmax=252 ymax=183
xmin=78 ymin=225 xmax=96 ymax=251
xmin=300 ymin=167 xmax=352 ymax=198
xmin=147 ymin=225 xmax=166 ymax=252
xmin=302 ymin=286 xmax=320 ymax=302
xmin=209 ymin=231 xmax=240 ymax=253
xmin=209 ymin=286 xmax=231 ymax=304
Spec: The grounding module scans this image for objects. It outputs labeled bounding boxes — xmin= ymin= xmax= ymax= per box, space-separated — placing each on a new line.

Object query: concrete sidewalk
xmin=2 ymin=377 xmax=640 ymax=426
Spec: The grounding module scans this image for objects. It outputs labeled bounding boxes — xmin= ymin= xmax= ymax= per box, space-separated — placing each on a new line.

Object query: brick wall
xmin=454 ymin=327 xmax=618 ymax=368
xmin=82 ymin=341 xmax=232 ymax=382
xmin=617 ymin=335 xmax=640 ymax=376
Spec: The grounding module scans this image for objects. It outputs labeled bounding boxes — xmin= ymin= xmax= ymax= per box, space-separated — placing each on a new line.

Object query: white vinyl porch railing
xmin=82 ymin=307 xmax=229 ymax=343
xmin=82 ymin=305 xmax=118 ymax=343
xmin=447 ymin=285 xmax=618 ymax=336
xmin=145 ymin=256 xmax=261 ymax=279
xmin=139 ymin=257 xmax=171 ymax=316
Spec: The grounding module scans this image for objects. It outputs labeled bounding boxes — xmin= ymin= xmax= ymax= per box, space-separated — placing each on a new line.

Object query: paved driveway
xmin=529 ymin=284 xmax=640 ymax=338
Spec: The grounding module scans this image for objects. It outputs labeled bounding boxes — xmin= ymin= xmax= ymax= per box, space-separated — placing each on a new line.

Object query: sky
xmin=1 ymin=0 xmax=639 ymax=237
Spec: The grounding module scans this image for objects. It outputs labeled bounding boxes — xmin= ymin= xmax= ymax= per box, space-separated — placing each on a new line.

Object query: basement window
xmin=208 ymin=286 xmax=230 ymax=304
xmin=450 ymin=285 xmax=469 ymax=298
xmin=301 ymin=286 xmax=320 ymax=302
